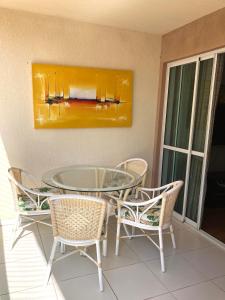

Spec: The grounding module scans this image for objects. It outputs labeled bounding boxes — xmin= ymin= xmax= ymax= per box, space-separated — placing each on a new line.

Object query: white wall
xmin=0 ymin=8 xmax=161 ymax=218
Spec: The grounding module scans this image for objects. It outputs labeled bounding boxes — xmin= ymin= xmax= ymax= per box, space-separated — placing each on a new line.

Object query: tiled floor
xmin=0 ymin=217 xmax=225 ymax=300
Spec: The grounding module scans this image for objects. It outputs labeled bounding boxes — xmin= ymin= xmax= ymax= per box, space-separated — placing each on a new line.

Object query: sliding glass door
xmin=160 ymin=56 xmax=216 ymax=226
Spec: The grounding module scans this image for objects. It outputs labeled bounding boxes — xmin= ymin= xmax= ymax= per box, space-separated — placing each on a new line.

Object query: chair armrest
xmin=136 ymin=183 xmax=171 ymax=193
xmin=12 ymin=179 xmax=56 ymax=197
xmin=117 ymin=193 xmax=162 ymax=207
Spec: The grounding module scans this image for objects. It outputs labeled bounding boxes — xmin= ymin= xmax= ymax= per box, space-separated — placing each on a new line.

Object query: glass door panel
xmin=161 ymin=149 xmax=187 ymax=214
xmin=164 ymin=66 xmax=181 ymax=146
xmin=161 ymin=149 xmax=173 ymax=185
xmin=192 ymin=59 xmax=213 ymax=152
xmin=186 ymin=156 xmax=203 ymax=222
xmin=164 ymin=63 xmax=196 ymax=149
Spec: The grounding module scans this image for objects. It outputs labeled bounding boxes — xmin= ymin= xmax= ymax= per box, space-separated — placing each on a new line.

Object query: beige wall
xmin=0 ymin=8 xmax=161 ymax=219
xmin=161 ymin=8 xmax=225 ymax=63
xmin=153 ymin=7 xmax=225 ymax=184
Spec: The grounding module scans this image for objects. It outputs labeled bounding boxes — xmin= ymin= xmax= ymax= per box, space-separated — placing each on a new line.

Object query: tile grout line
xmin=180 ymin=248 xmax=225 ymax=280
xmin=37 ymin=224 xmax=59 ymax=300
xmin=210 ymin=278 xmax=225 ymax=293
xmin=168 ymin=279 xmax=223 ymax=295
xmin=144 ymin=291 xmax=177 ymax=300
xmin=142 ymin=255 xmax=225 ymax=294
xmin=0 ymin=223 xmax=54 ymax=297
xmin=141 ymin=261 xmax=170 ymax=295
xmin=145 ymin=257 xmax=225 ymax=294
xmin=0 ymin=283 xmax=56 ymax=297
xmin=1 ymin=224 xmax=47 ymax=264
xmin=103 ymin=273 xmax=119 ymax=300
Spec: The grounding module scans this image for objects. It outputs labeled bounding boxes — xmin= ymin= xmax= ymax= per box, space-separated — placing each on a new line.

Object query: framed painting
xmin=32 ymin=64 xmax=133 ymax=128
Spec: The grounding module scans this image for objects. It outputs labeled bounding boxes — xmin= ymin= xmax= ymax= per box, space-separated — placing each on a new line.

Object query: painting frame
xmin=32 ymin=64 xmax=133 ymax=129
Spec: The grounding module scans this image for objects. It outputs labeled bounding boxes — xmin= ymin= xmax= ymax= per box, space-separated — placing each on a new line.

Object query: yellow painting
xmin=32 ymin=64 xmax=133 ymax=128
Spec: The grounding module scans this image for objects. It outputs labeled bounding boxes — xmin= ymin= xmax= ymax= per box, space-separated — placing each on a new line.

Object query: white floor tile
xmin=124 ymin=236 xmax=161 ymax=261
xmin=0 ymin=227 xmax=45 ymax=263
xmin=147 ymin=293 xmax=176 ymax=300
xmin=162 ymin=226 xmax=213 ymax=256
xmin=145 ymin=255 xmax=206 ymax=291
xmin=39 ymin=230 xmax=57 ymax=258
xmin=212 ymin=276 xmax=225 ymax=291
xmin=172 ymin=281 xmax=225 ymax=300
xmin=122 ymin=224 xmax=212 ymax=262
xmin=0 ymin=225 xmax=14 ymax=241
xmin=50 ymin=250 xmax=98 ymax=281
xmin=182 ymin=247 xmax=225 ymax=279
xmin=54 ymin=273 xmax=116 ymax=300
xmin=0 ymin=256 xmax=49 ymax=295
xmin=104 ymin=263 xmax=167 ymax=300
xmin=89 ymin=238 xmax=140 ymax=271
xmin=37 ymin=220 xmax=52 ymax=236
xmin=1 ymin=284 xmax=57 ymax=300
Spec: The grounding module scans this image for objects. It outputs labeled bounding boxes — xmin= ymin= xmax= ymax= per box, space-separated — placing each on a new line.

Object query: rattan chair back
xmin=159 ymin=181 xmax=183 ymax=227
xmin=49 ymin=195 xmax=106 ymax=241
xmin=8 ymin=167 xmax=24 ymax=197
xmin=116 ymin=158 xmax=148 ymax=186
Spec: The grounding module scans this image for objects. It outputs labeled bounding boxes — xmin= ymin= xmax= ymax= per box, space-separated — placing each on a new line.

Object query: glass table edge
xmin=42 ymin=165 xmax=141 ymax=192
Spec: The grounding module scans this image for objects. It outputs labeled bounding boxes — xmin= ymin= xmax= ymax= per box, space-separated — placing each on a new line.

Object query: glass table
xmin=42 ymin=165 xmax=140 ymax=193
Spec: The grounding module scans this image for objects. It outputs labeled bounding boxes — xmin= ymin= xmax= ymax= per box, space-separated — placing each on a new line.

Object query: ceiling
xmin=0 ymin=0 xmax=225 ymax=34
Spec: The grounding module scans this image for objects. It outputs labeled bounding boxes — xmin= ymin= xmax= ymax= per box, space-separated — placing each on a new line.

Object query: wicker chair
xmin=46 ymin=194 xmax=107 ymax=291
xmin=116 ymin=158 xmax=148 ymax=186
xmin=105 ymin=158 xmax=148 ymax=205
xmin=105 ymin=158 xmax=148 ymax=236
xmin=115 ymin=181 xmax=183 ymax=272
xmin=8 ymin=167 xmax=57 ymax=248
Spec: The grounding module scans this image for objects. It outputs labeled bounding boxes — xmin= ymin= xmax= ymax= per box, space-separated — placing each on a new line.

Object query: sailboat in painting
xmin=44 ymin=72 xmax=121 ymax=105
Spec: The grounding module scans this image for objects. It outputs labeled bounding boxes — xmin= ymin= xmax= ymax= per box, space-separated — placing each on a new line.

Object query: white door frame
xmin=159 ymin=50 xmax=219 ymax=229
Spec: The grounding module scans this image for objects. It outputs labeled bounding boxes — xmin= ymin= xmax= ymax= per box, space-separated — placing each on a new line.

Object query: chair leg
xmin=10 ymin=214 xmax=21 ymax=250
xmin=60 ymin=242 xmax=66 ymax=254
xmin=159 ymin=228 xmax=165 ymax=272
xmin=103 ymin=239 xmax=107 ymax=257
xmin=102 ymin=214 xmax=109 ymax=257
xmin=123 ymin=224 xmax=131 ymax=239
xmin=80 ymin=247 xmax=87 ymax=256
xmin=45 ymin=238 xmax=57 ymax=285
xmin=96 ymin=241 xmax=103 ymax=292
xmin=170 ymin=225 xmax=176 ymax=249
xmin=115 ymin=221 xmax=121 ymax=256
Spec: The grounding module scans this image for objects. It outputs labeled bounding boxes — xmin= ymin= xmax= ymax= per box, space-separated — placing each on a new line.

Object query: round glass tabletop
xmin=42 ymin=165 xmax=140 ymax=192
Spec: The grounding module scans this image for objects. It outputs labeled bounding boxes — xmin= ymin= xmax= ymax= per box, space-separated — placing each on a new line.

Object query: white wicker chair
xmin=105 ymin=158 xmax=148 ymax=206
xmin=105 ymin=158 xmax=148 ymax=236
xmin=115 ymin=181 xmax=183 ymax=272
xmin=116 ymin=158 xmax=148 ymax=186
xmin=46 ymin=194 xmax=107 ymax=292
xmin=8 ymin=167 xmax=57 ymax=248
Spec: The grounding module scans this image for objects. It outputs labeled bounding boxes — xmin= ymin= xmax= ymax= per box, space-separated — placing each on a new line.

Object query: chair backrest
xmin=8 ymin=167 xmax=28 ymax=201
xmin=116 ymin=158 xmax=148 ymax=186
xmin=49 ymin=194 xmax=106 ymax=241
xmin=8 ymin=167 xmax=53 ymax=212
xmin=8 ymin=167 xmax=38 ymax=193
xmin=160 ymin=181 xmax=183 ymax=227
xmin=9 ymin=167 xmax=22 ymax=184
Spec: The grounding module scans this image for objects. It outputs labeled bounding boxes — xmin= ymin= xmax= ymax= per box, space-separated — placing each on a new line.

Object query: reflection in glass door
xmin=160 ymin=56 xmax=216 ymax=226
